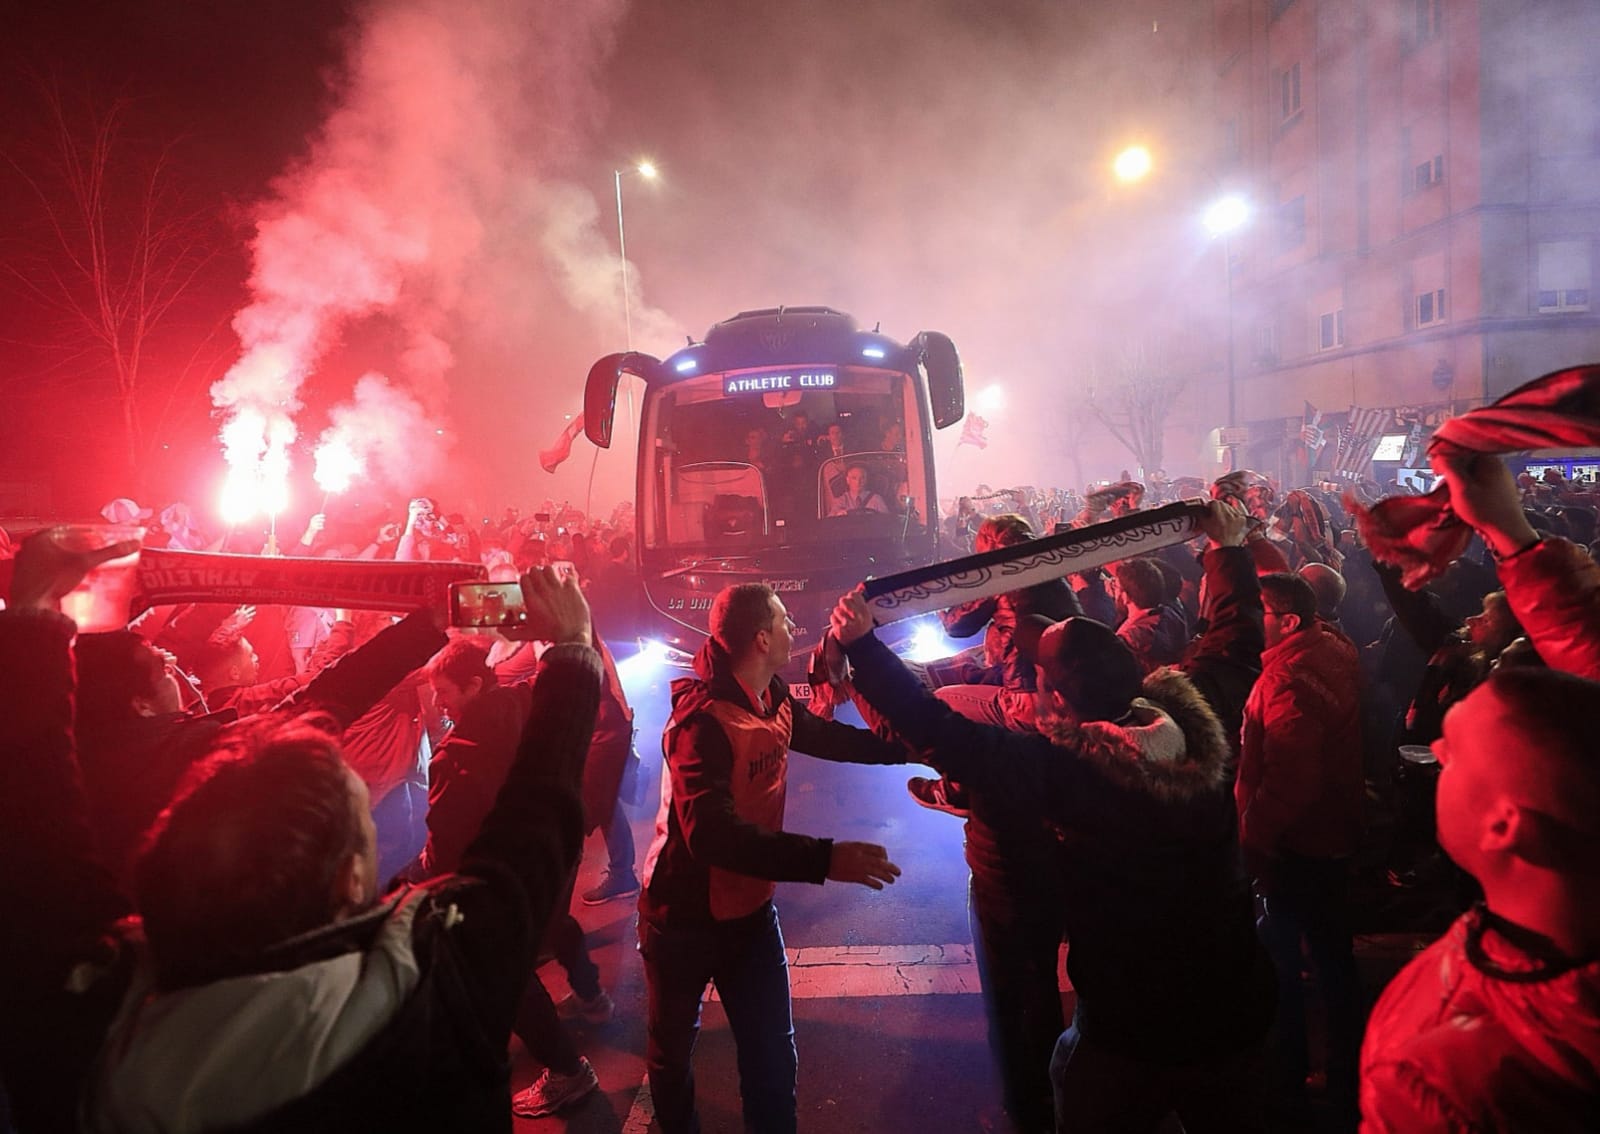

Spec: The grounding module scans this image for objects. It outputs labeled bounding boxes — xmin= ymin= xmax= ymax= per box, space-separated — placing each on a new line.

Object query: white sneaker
xmin=511 ymin=1057 xmax=599 ymax=1117
xmin=556 ymin=989 xmax=615 ymax=1025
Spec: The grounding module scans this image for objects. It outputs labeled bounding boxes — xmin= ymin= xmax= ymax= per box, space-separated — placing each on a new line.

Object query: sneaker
xmin=511 ymin=1058 xmax=599 ymax=1117
xmin=556 ymin=988 xmax=615 ymax=1025
xmin=907 ymin=776 xmax=970 ymax=818
xmin=582 ymin=869 xmax=640 ymax=905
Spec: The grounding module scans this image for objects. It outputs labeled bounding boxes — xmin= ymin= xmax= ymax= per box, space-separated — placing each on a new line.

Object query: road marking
xmin=708 ymin=942 xmax=981 ymax=1000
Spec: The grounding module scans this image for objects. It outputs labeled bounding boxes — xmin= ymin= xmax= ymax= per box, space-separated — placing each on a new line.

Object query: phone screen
xmin=449 ymin=581 xmax=529 ymax=631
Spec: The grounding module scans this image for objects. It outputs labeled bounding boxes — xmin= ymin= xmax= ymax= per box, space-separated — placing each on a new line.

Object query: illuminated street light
xmin=1112 ymin=145 xmax=1153 ymax=184
xmin=1203 ymin=193 xmax=1250 ymax=237
xmin=1202 ymin=193 xmax=1252 ymax=442
xmin=614 ymin=160 xmax=659 ymax=350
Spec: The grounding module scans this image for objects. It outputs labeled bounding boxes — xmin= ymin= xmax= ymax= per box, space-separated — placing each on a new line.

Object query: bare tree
xmin=3 ymin=80 xmax=219 ymax=479
xmin=1083 ymin=341 xmax=1185 ymax=478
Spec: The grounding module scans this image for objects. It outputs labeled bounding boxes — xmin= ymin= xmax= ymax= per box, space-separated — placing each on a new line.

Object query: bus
xmin=582 ymin=305 xmax=964 ymax=667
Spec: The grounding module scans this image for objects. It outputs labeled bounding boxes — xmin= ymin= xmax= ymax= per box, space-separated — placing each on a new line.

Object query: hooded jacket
xmin=639 ymin=636 xmax=906 ymax=929
xmin=1360 ymin=905 xmax=1600 ymax=1133
xmin=843 ymin=634 xmax=1275 ymax=1065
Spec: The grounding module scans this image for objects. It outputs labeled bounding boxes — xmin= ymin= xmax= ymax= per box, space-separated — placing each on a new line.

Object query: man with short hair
xmin=1239 ymin=572 xmax=1365 ymax=1127
xmin=1360 ymin=668 xmax=1600 ymax=1131
xmin=830 ymin=463 xmax=888 ymax=515
xmin=0 ymin=537 xmax=600 ymax=1132
xmin=640 ymin=582 xmax=907 ymax=1134
xmin=1113 ymin=556 xmax=1188 ymax=673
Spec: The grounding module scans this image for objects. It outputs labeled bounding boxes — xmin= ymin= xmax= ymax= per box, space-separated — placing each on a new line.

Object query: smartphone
xmin=449 ymin=581 xmax=528 ymax=631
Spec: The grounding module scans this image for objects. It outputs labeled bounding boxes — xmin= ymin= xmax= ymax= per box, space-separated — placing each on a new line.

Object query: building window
xmin=1318 ymin=308 xmax=1346 ymax=350
xmin=1409 ymin=154 xmax=1445 ymax=192
xmin=1537 ymin=240 xmax=1592 ymax=313
xmin=1256 ymin=323 xmax=1279 ymax=366
xmin=1413 ymin=0 xmax=1443 ymax=44
xmin=1416 ymin=288 xmax=1446 ymax=327
xmin=1279 ymin=195 xmax=1307 ymax=251
xmin=1280 ymin=62 xmax=1302 ymax=120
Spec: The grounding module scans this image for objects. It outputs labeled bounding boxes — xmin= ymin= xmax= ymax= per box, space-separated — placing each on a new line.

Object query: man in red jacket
xmin=639 ymin=582 xmax=906 ymax=1134
xmin=1239 ymin=571 xmax=1365 ymax=1128
xmin=1359 ymin=666 xmax=1600 ymax=1132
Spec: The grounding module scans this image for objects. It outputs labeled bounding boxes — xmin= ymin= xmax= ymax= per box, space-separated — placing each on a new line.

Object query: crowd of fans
xmin=0 ymin=435 xmax=1597 ymax=1132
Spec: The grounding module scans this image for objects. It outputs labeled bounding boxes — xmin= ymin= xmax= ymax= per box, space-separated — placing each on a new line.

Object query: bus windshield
xmin=641 ymin=366 xmax=930 ymax=552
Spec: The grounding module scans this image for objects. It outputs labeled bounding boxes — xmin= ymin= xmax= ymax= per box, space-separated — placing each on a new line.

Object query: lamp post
xmin=613 ymin=160 xmax=657 ymax=350
xmin=1203 ymin=194 xmax=1250 ymax=438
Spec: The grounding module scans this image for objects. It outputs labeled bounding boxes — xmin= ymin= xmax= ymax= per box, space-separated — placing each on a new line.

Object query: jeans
xmin=514 ymin=874 xmax=602 ymax=1075
xmin=1257 ymin=853 xmax=1362 ymax=1124
xmin=602 ymin=797 xmax=637 ymax=877
xmin=1049 ymin=1022 xmax=1266 ymax=1134
xmin=640 ymin=902 xmax=797 ymax=1134
xmin=969 ymin=873 xmax=1064 ymax=1133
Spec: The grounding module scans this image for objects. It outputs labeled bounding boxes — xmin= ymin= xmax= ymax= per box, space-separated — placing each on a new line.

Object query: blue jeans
xmin=640 ymin=903 xmax=797 ymax=1134
xmin=1257 ymin=853 xmax=1362 ymax=1124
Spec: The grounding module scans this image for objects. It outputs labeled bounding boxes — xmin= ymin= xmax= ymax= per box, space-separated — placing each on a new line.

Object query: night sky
xmin=2 ymin=0 xmax=1202 ymax=519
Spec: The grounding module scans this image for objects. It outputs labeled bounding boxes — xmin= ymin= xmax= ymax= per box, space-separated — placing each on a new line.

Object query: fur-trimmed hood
xmin=1037 ymin=667 xmax=1232 ymax=802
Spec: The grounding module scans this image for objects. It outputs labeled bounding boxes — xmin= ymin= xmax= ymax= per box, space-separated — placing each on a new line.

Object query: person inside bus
xmin=816 ymin=422 xmax=849 ymax=462
xmin=743 ymin=427 xmax=770 ymax=473
xmin=831 ymin=464 xmax=889 ymax=516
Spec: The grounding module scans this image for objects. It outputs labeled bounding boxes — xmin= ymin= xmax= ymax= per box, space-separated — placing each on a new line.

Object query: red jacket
xmin=1497 ymin=537 xmax=1600 ymax=681
xmin=1237 ymin=622 xmax=1363 ymax=862
xmin=1360 ymin=906 xmax=1600 ymax=1132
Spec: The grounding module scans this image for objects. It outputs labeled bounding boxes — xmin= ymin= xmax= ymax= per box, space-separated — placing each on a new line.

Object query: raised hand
xmin=828 ymin=587 xmax=877 ymax=646
xmin=9 ymin=529 xmax=142 ymax=614
xmin=516 ymin=565 xmax=592 ymax=647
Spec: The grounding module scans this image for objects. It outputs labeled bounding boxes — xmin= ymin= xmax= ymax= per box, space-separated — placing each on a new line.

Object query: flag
xmin=1300 ymin=401 xmax=1326 ymax=453
xmin=1334 ymin=406 xmax=1389 ymax=478
xmin=958 ymin=412 xmax=989 ymax=449
xmin=538 ymin=413 xmax=587 ymax=473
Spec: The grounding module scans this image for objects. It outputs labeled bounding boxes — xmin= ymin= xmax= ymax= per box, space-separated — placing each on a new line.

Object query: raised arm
xmin=1432 ymin=451 xmax=1600 ymax=679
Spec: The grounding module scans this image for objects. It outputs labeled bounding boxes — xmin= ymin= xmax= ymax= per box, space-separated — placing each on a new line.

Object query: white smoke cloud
xmin=210 ymin=0 xmax=674 ymax=508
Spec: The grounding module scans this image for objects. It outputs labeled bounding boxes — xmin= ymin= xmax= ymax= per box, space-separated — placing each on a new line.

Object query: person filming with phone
xmin=0 ymin=536 xmax=603 ymax=1132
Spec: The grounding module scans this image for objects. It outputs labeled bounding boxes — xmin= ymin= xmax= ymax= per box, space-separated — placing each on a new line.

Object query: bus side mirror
xmin=584 ymin=351 xmax=666 ymax=449
xmin=916 ymin=331 xmax=964 ymax=430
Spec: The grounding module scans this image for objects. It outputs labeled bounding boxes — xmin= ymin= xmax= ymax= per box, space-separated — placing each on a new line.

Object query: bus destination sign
xmin=723 ymin=367 xmax=838 ymax=396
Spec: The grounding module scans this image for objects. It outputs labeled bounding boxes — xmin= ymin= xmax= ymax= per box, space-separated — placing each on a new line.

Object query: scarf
xmin=1352 ymin=364 xmax=1600 ymax=588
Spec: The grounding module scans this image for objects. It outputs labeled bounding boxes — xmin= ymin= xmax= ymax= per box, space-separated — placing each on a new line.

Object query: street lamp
xmin=1202 ymin=193 xmax=1250 ymax=471
xmin=1112 ymin=144 xmax=1153 ymax=184
xmin=614 ymin=160 xmax=658 ymax=350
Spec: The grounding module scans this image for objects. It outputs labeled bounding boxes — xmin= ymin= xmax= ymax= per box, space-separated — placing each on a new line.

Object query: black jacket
xmin=939 ymin=577 xmax=1082 ymax=692
xmin=845 ymin=631 xmax=1275 ymax=1064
